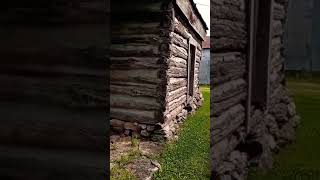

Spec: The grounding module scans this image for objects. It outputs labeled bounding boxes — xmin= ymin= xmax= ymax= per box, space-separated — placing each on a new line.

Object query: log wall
xmin=211 ymin=0 xmax=299 ymax=179
xmin=160 ymin=6 xmax=205 ymax=138
xmin=110 ymin=1 xmax=168 ymax=138
xmin=211 ymin=0 xmax=248 ymax=172
xmin=0 ymin=0 xmax=108 ymax=179
xmin=110 ymin=0 xmax=206 ymax=140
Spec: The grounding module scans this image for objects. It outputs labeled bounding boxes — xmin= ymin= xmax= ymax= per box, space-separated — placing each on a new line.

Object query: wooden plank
xmin=175 ymin=0 xmax=207 ymax=39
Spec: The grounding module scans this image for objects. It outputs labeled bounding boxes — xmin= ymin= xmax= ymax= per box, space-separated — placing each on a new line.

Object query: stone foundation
xmin=212 ymin=87 xmax=300 ymax=180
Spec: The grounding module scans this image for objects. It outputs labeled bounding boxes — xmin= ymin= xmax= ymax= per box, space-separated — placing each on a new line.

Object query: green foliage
xmin=154 ymin=86 xmax=211 ymax=180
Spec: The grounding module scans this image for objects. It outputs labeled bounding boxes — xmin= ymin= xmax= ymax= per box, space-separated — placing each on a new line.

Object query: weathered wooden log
xmin=170 ymin=44 xmax=188 ymax=59
xmin=0 ymin=64 xmax=106 ymax=77
xmin=0 ymin=1 xmax=107 ymax=25
xmin=0 ymin=102 xmax=106 ymax=150
xmin=112 ymin=23 xmax=160 ymax=36
xmin=170 ymin=32 xmax=188 ymax=50
xmin=166 ymin=87 xmax=187 ymax=102
xmin=110 ymin=83 xmax=158 ymax=98
xmin=112 ymin=1 xmax=162 ymax=13
xmin=164 ymin=105 xmax=184 ymax=122
xmin=167 ymin=95 xmax=186 ymax=113
xmin=111 ymin=34 xmax=161 ymax=45
xmin=212 ymin=5 xmax=246 ymax=22
xmin=110 ymin=69 xmax=161 ymax=84
xmin=174 ymin=18 xmax=192 ymax=40
xmin=168 ymin=57 xmax=187 ymax=69
xmin=110 ymin=57 xmax=160 ymax=70
xmin=212 ymin=37 xmax=246 ymax=51
xmin=110 ymin=108 xmax=158 ymax=124
xmin=167 ymin=78 xmax=187 ymax=92
xmin=212 ymin=79 xmax=247 ymax=103
xmin=0 ymin=74 xmax=106 ymax=108
xmin=110 ymin=44 xmax=159 ymax=57
xmin=167 ymin=67 xmax=187 ymax=78
xmin=110 ymin=94 xmax=161 ymax=110
xmin=0 ymin=145 xmax=106 ymax=179
xmin=212 ymin=92 xmax=246 ymax=116
xmin=211 ymin=104 xmax=245 ymax=144
xmin=212 ymin=18 xmax=247 ymax=39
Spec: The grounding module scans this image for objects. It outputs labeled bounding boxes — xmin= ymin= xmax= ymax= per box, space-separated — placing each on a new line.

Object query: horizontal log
xmin=167 ymin=95 xmax=186 ymax=113
xmin=111 ymin=34 xmax=161 ymax=45
xmin=110 ymin=44 xmax=159 ymax=57
xmin=164 ymin=105 xmax=184 ymax=122
xmin=170 ymin=32 xmax=188 ymax=50
xmin=212 ymin=18 xmax=246 ymax=39
xmin=0 ymin=102 xmax=106 ymax=150
xmin=211 ymin=92 xmax=246 ymax=116
xmin=170 ymin=44 xmax=188 ymax=59
xmin=212 ymin=79 xmax=246 ymax=103
xmin=167 ymin=78 xmax=187 ymax=91
xmin=212 ymin=5 xmax=246 ymax=22
xmin=110 ymin=57 xmax=160 ymax=69
xmin=212 ymin=37 xmax=246 ymax=51
xmin=168 ymin=57 xmax=187 ymax=68
xmin=166 ymin=87 xmax=187 ymax=102
xmin=110 ymin=94 xmax=161 ymax=111
xmin=212 ymin=52 xmax=246 ymax=84
xmin=0 ymin=1 xmax=107 ymax=26
xmin=110 ymin=83 xmax=158 ymax=97
xmin=167 ymin=67 xmax=187 ymax=78
xmin=0 ymin=145 xmax=106 ymax=179
xmin=0 ymin=64 xmax=106 ymax=77
xmin=0 ymin=75 xmax=106 ymax=108
xmin=174 ymin=17 xmax=192 ymax=40
xmin=211 ymin=104 xmax=245 ymax=144
xmin=110 ymin=108 xmax=158 ymax=124
xmin=112 ymin=23 xmax=160 ymax=35
xmin=110 ymin=69 xmax=161 ymax=84
xmin=112 ymin=1 xmax=162 ymax=13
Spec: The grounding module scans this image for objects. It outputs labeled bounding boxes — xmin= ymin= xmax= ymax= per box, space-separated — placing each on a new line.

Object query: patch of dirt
xmin=110 ymin=135 xmax=164 ymax=180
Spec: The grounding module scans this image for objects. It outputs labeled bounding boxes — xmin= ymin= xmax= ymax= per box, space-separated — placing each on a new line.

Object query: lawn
xmin=249 ymin=78 xmax=320 ymax=180
xmin=154 ymin=86 xmax=211 ymax=180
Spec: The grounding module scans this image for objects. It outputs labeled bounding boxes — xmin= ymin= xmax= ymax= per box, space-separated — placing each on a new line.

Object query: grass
xmin=248 ymin=78 xmax=320 ymax=180
xmin=154 ymin=86 xmax=211 ymax=180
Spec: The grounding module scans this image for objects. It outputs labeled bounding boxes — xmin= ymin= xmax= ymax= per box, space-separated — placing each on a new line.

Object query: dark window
xmin=251 ymin=0 xmax=273 ymax=109
xmin=188 ymin=44 xmax=196 ymax=98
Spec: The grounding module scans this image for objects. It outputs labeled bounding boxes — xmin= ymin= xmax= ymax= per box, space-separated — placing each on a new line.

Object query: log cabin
xmin=212 ymin=0 xmax=300 ymax=179
xmin=110 ymin=0 xmax=208 ymax=140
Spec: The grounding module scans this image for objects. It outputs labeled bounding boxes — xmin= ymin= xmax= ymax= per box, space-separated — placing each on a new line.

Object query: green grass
xmin=249 ymin=78 xmax=320 ymax=180
xmin=154 ymin=86 xmax=210 ymax=180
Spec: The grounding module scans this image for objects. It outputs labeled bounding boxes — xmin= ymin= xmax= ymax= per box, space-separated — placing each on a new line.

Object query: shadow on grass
xmin=248 ymin=78 xmax=320 ymax=180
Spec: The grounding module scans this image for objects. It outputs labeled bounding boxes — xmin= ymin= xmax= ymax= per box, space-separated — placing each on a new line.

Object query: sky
xmin=193 ymin=0 xmax=210 ymax=36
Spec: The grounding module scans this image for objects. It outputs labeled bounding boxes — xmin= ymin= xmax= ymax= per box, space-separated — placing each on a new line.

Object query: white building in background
xmin=199 ymin=36 xmax=210 ymax=84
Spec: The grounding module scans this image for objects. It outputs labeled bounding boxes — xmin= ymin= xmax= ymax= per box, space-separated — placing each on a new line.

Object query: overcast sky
xmin=193 ymin=0 xmax=210 ymax=36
